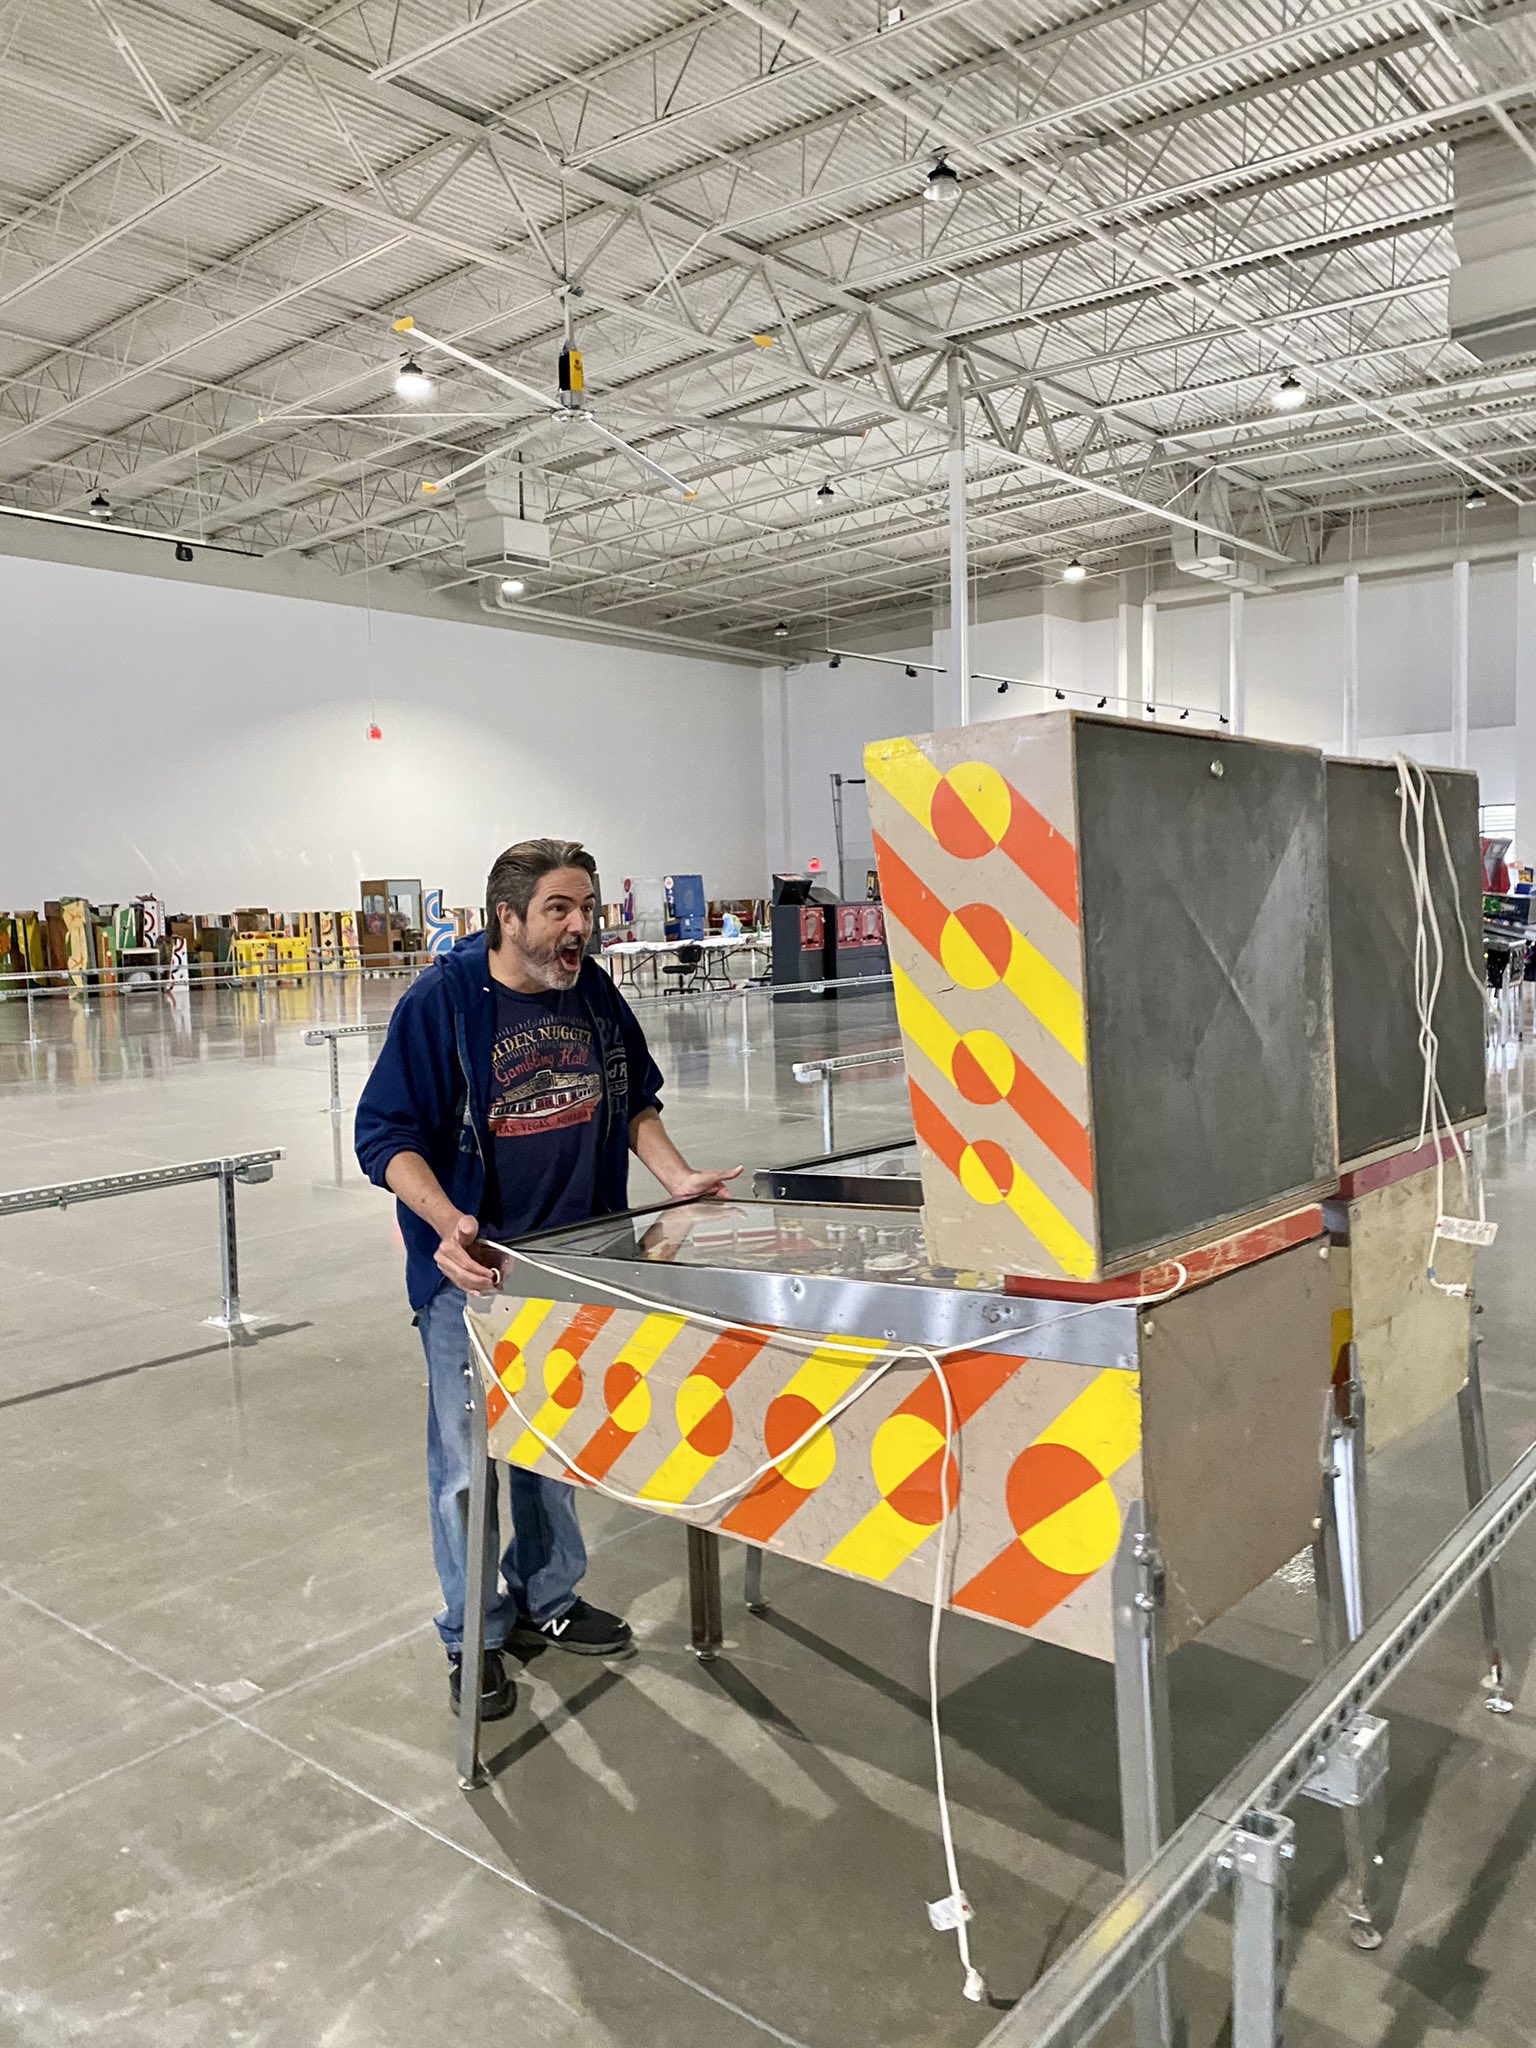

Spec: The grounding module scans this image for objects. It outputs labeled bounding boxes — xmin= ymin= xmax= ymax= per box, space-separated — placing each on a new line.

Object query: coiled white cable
xmin=465 ymin=1238 xmax=1188 ymax=2004
xmin=1393 ymin=755 xmax=1491 ymax=1292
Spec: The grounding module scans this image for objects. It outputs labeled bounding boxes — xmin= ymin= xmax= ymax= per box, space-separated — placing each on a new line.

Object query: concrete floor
xmin=2 ymin=975 xmax=1536 ymax=2048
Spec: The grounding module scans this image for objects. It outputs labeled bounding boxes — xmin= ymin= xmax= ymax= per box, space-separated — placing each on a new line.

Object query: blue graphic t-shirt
xmin=487 ymin=984 xmax=603 ymax=1236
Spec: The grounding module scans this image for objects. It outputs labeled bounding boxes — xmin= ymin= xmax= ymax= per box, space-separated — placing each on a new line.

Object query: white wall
xmin=761 ymin=658 xmax=930 ymax=881
xmin=1 ymin=553 xmax=766 ymax=910
xmin=778 ymin=560 xmax=1529 ymax=867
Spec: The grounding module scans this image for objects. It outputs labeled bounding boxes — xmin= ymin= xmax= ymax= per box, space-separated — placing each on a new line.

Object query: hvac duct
xmin=459 ymin=465 xmax=553 ymax=574
xmin=1448 ymin=135 xmax=1536 ymax=361
xmin=1169 ymin=473 xmax=1269 ymax=589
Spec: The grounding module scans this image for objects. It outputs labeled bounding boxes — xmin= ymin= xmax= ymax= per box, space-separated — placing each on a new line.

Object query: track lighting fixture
xmin=1061 ymin=558 xmax=1087 ymax=582
xmin=88 ymin=492 xmax=111 ymax=520
xmin=1180 ymin=708 xmax=1190 ymax=721
xmin=1272 ymin=371 xmax=1305 ymax=412
xmin=395 ymin=355 xmax=434 ymax=400
xmin=1097 ymin=696 xmax=1107 ymax=709
xmin=817 ymin=480 xmax=835 ymax=500
xmin=1054 ymin=689 xmax=1066 ymax=700
xmin=773 ymin=621 xmax=790 ymax=638
xmin=1146 ymin=703 xmax=1156 ymax=716
xmin=924 ymin=153 xmax=962 ymax=204
xmin=996 ymin=680 xmax=1009 ymax=695
xmin=174 ymin=542 xmax=193 ymax=563
xmin=828 ymin=652 xmax=842 ymax=669
xmin=905 ymin=664 xmax=918 ymax=678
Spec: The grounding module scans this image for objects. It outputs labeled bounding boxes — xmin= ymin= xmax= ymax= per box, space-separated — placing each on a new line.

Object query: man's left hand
xmin=665 ymin=1164 xmax=744 ymax=1201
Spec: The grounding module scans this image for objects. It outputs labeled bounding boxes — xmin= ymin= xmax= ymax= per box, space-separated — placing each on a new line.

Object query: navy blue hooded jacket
xmin=354 ymin=933 xmax=664 ymax=1310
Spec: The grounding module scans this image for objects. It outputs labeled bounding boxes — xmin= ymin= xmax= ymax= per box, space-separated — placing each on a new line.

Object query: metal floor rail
xmin=792 ymin=1046 xmax=905 ymax=1149
xmin=982 ymin=1429 xmax=1536 ymax=2048
xmin=0 ymin=1152 xmax=283 ymax=1329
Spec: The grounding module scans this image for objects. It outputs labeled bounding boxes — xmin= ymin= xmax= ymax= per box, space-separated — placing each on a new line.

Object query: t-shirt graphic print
xmin=487 ymin=984 xmax=603 ymax=1235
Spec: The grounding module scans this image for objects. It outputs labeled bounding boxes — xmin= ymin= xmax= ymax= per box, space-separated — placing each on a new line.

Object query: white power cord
xmin=466 ymin=1239 xmax=1188 ymax=2004
xmin=1392 ymin=755 xmax=1496 ymax=1292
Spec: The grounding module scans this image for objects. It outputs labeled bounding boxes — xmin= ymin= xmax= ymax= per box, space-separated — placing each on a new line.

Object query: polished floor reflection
xmin=3 ymin=978 xmax=1536 ymax=2047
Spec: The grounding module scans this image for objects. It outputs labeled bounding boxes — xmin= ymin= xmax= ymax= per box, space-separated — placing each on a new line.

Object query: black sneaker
xmin=511 ymin=1598 xmax=633 ymax=1656
xmin=447 ymin=1647 xmax=516 ymax=1720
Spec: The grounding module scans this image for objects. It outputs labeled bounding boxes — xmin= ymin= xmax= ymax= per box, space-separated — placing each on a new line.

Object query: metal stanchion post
xmin=821 ymin=1069 xmax=835 ymax=1152
xmin=213 ymin=1163 xmax=241 ymax=1329
xmin=328 ymin=1036 xmax=342 ymax=1116
xmin=1229 ymin=1812 xmax=1294 ymax=2048
xmin=25 ymin=982 xmax=38 ymax=1046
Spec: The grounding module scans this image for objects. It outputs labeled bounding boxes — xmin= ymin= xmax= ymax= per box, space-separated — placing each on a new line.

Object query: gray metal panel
xmin=1074 ymin=719 xmax=1337 ymax=1268
xmin=1326 ymin=757 xmax=1486 ymax=1167
xmin=493 ymin=1199 xmax=1135 ymax=1366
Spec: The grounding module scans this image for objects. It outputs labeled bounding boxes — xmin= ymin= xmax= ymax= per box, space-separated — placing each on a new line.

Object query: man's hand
xmin=663 ymin=1164 xmax=744 ymax=1202
xmin=435 ymin=1213 xmax=501 ymax=1293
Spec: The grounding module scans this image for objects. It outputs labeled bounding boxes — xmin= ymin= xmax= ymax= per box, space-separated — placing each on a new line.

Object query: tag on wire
xmin=927 ymin=1893 xmax=974 ymax=1932
xmin=1437 ymin=1215 xmax=1498 ymax=1248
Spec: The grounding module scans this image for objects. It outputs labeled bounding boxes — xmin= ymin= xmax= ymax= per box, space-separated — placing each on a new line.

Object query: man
xmin=356 ymin=838 xmax=737 ymax=1722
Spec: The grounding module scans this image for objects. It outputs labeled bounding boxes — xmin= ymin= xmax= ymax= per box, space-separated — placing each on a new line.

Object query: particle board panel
xmin=1140 ymin=1239 xmax=1334 ymax=1650
xmin=1338 ymin=1165 xmax=1473 ymax=1451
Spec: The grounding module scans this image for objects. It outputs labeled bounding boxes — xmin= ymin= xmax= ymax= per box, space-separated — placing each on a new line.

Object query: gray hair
xmin=485 ymin=838 xmax=598 ymax=948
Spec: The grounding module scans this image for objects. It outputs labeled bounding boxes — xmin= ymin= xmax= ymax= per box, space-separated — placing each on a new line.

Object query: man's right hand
xmin=435 ymin=1213 xmax=501 ymax=1293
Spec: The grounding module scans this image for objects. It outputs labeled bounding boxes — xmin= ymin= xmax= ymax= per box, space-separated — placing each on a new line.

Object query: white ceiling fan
xmin=391 ymin=307 xmax=698 ymax=501
xmin=390 ymin=305 xmax=869 ymax=508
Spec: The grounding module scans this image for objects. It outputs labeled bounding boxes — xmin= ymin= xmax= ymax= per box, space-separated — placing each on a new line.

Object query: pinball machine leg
xmin=1460 ymin=1326 xmax=1514 ymax=1714
xmin=457 ymin=1362 xmax=492 ymax=1791
xmin=743 ymin=1544 xmax=767 ymax=1614
xmin=1113 ymin=1504 xmax=1185 ymax=2048
xmin=1313 ymin=1393 xmax=1387 ymax=1950
xmin=688 ymin=1527 xmax=724 ymax=1661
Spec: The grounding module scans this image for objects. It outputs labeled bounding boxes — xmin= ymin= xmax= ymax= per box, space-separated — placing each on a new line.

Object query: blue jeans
xmin=418 ymin=1284 xmax=587 ymax=1652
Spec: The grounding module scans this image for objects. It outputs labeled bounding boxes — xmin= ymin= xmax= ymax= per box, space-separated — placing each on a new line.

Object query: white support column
xmin=946 ymin=351 xmax=971 ymax=728
xmin=1342 ymin=572 xmax=1360 ymax=757
xmin=1227 ymin=589 xmax=1247 ymax=733
xmin=1141 ymin=601 xmax=1157 ymax=718
xmin=1516 ymin=551 xmax=1536 ymax=859
xmin=1451 ymin=557 xmax=1471 ymax=770
xmin=1116 ymin=602 xmax=1141 ymax=713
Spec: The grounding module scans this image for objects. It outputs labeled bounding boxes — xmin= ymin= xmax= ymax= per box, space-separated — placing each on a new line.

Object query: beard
xmin=513 ymin=930 xmax=584 ymax=991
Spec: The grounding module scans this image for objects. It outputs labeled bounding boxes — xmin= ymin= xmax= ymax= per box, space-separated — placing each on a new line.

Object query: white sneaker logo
xmin=546 ymin=1617 xmax=569 ymax=1638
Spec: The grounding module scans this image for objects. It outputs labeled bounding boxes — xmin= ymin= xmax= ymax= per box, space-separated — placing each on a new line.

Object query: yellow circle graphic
xmin=676 ymin=1374 xmax=722 ymax=1436
xmin=947 ymin=761 xmax=1012 ymax=844
xmin=939 ymin=913 xmax=1001 ymax=990
xmin=870 ymin=1411 xmax=944 ymax=1500
xmin=1021 ymin=1478 xmax=1122 ymax=1576
xmin=956 ymin=1028 xmax=1016 ymax=1098
xmin=958 ymin=1142 xmax=1009 ymax=1205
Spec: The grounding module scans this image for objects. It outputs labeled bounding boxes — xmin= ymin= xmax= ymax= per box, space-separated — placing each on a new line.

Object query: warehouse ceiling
xmin=2 ymin=0 xmax=1536 ymax=656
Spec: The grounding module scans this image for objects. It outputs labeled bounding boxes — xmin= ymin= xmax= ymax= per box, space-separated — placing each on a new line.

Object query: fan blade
xmin=393 ymin=316 xmax=556 ymax=415
xmin=614 ymin=407 xmax=865 ymax=440
xmin=582 ymin=417 xmax=696 ymax=496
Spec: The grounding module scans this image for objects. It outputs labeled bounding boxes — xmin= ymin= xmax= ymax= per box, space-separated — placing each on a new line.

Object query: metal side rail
xmin=0 ymin=1152 xmax=283 ymax=1330
xmin=304 ymin=1023 xmax=385 ymax=1113
xmin=792 ymin=1047 xmax=906 ymax=1150
xmin=983 ymin=1432 xmax=1536 ymax=2048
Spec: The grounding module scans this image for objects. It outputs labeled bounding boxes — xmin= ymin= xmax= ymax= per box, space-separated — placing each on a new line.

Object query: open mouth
xmin=557 ymin=942 xmax=582 ymax=971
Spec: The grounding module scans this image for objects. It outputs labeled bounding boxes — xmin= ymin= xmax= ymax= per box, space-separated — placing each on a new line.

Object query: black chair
xmin=661 ymin=943 xmax=703 ymax=995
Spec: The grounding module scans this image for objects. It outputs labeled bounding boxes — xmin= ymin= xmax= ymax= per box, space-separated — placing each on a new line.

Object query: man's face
xmin=500 ymin=866 xmax=595 ymax=990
